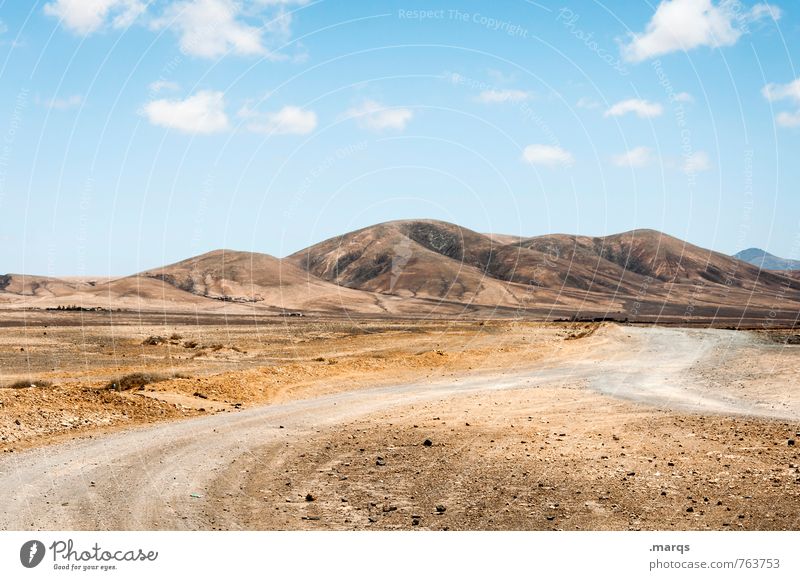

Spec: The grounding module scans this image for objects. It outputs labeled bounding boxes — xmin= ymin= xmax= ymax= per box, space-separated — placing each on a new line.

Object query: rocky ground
xmin=222 ymin=387 xmax=800 ymax=531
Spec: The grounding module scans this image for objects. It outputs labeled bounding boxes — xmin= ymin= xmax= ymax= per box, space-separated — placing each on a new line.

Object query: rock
xmin=376 ymin=457 xmax=386 ymax=466
xmin=423 ymin=439 xmax=433 ymax=447
xmin=193 ymin=392 xmax=208 ymax=399
xmin=435 ymin=505 xmax=446 ymax=513
xmin=305 ymin=494 xmax=315 ymax=502
xmin=788 ymin=439 xmax=796 ymax=447
xmin=301 ymin=516 xmax=320 ymax=521
xmin=382 ymin=505 xmax=397 ymax=513
xmin=14 ymin=419 xmax=20 ymax=426
xmin=686 ymin=507 xmax=694 ymax=513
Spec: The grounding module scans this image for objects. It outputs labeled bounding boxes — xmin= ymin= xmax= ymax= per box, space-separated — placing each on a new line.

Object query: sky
xmin=0 ymin=0 xmax=799 ymax=276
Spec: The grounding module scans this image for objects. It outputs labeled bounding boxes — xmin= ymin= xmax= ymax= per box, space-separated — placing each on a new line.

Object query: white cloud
xmin=41 ymin=94 xmax=83 ymax=110
xmin=762 ymin=79 xmax=800 ymax=103
xmin=143 ymin=90 xmax=229 ymax=134
xmin=344 ymin=100 xmax=413 ymax=132
xmin=149 ymin=80 xmax=180 ymax=93
xmin=673 ymin=91 xmax=694 ymax=103
xmin=476 ymin=89 xmax=532 ymax=104
xmin=612 ymin=146 xmax=653 ymax=168
xmin=604 ymin=98 xmax=663 ymax=118
xmin=776 ymin=111 xmax=800 ymax=128
xmin=522 ymin=144 xmax=574 ymax=167
xmin=762 ymin=79 xmax=800 ymax=128
xmin=749 ymin=3 xmax=782 ymax=20
xmin=622 ymin=0 xmax=782 ymax=63
xmin=576 ymin=97 xmax=601 ymax=110
xmin=44 ymin=0 xmax=147 ymax=35
xmin=152 ymin=0 xmax=266 ymax=59
xmin=0 ymin=19 xmax=7 ymax=35
xmin=239 ymin=105 xmax=317 ymax=135
xmin=683 ymin=150 xmax=711 ymax=174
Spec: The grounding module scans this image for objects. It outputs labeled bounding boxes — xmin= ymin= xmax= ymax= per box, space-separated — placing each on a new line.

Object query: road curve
xmin=0 ymin=325 xmax=790 ymax=530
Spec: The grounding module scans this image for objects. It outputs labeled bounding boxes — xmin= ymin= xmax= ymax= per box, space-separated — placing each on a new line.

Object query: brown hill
xmin=287 ymin=220 xmax=527 ymax=307
xmin=289 ymin=220 xmax=800 ymax=321
xmin=137 ymin=249 xmax=451 ymax=315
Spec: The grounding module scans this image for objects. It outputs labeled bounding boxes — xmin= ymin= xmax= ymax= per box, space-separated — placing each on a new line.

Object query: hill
xmin=734 ymin=248 xmax=800 ymax=271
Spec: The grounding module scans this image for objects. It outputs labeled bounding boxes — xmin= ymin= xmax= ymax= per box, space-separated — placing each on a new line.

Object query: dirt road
xmin=1 ymin=325 xmax=797 ymax=530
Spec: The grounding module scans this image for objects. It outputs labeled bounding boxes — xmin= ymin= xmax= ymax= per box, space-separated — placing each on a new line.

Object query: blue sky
xmin=0 ymin=0 xmax=799 ymax=276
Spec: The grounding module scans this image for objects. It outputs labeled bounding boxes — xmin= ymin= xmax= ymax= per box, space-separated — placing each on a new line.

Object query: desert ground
xmin=0 ymin=311 xmax=799 ymax=531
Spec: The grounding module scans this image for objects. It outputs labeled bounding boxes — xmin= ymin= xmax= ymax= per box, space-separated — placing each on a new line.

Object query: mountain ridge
xmin=734 ymin=248 xmax=800 ymax=271
xmin=3 ymin=220 xmax=799 ymax=323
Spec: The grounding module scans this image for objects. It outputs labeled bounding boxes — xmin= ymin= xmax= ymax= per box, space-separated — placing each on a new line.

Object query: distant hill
xmin=734 ymin=248 xmax=800 ymax=271
xmin=3 ymin=220 xmax=800 ymax=324
xmin=289 ymin=219 xmax=795 ymax=306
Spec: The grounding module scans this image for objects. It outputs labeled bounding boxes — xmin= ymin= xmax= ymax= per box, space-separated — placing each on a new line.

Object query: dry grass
xmin=107 ymin=372 xmax=190 ymax=391
xmin=4 ymin=379 xmax=54 ymax=389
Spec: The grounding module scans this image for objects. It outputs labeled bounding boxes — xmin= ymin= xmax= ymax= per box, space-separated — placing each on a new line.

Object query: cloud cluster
xmin=344 ymin=100 xmax=414 ymax=132
xmin=239 ymin=104 xmax=317 ymax=135
xmin=622 ymin=0 xmax=782 ymax=63
xmin=142 ymin=90 xmax=230 ymax=134
xmin=44 ymin=0 xmax=147 ymax=35
xmin=151 ymin=0 xmax=265 ymax=59
xmin=762 ymin=79 xmax=800 ymax=127
xmin=522 ymin=144 xmax=574 ymax=167
xmin=45 ymin=0 xmax=309 ymax=59
xmin=605 ymin=98 xmax=663 ymax=118
xmin=612 ymin=146 xmax=653 ymax=168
